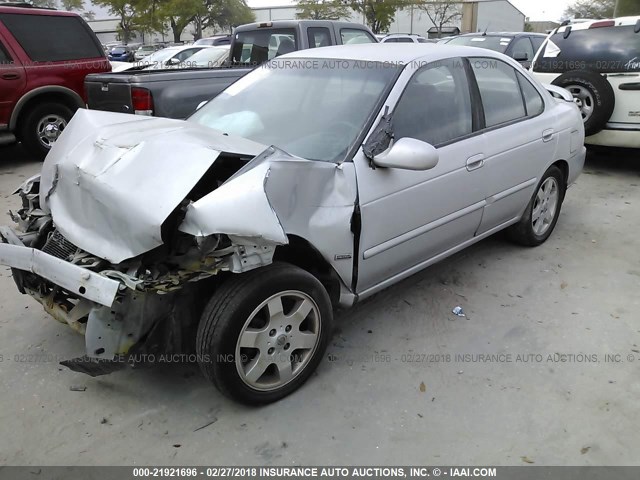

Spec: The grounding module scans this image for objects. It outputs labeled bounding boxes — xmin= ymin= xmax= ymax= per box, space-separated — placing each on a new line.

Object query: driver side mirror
xmin=196 ymin=100 xmax=207 ymax=110
xmin=372 ymin=137 xmax=439 ymax=171
xmin=513 ymin=52 xmax=529 ymax=62
xmin=166 ymin=57 xmax=181 ymax=65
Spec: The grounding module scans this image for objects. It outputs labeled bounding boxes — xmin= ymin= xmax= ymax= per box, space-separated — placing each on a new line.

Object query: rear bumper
xmin=586 ymin=126 xmax=640 ymax=149
xmin=0 ymin=226 xmax=119 ymax=307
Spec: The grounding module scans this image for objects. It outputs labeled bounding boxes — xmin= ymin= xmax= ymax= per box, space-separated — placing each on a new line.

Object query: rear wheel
xmin=19 ymin=102 xmax=74 ymax=160
xmin=507 ymin=166 xmax=565 ymax=247
xmin=196 ymin=262 xmax=333 ymax=405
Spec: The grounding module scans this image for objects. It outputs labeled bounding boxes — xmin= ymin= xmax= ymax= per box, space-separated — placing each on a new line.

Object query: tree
xmin=94 ymin=0 xmax=143 ymax=43
xmin=208 ymin=0 xmax=255 ymax=34
xmin=350 ymin=0 xmax=407 ymax=34
xmin=296 ymin=0 xmax=350 ymax=20
xmin=563 ymin=0 xmax=615 ymax=19
xmin=614 ymin=0 xmax=640 ymax=16
xmin=31 ymin=0 xmax=95 ymax=20
xmin=417 ymin=0 xmax=461 ymax=38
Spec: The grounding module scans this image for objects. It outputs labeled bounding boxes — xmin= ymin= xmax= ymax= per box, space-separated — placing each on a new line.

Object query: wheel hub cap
xmin=37 ymin=114 xmax=67 ymax=148
xmin=235 ymin=290 xmax=321 ymax=391
xmin=532 ymin=177 xmax=559 ymax=236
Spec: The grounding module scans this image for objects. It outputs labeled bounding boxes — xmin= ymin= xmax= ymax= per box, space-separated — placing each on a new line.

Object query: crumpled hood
xmin=40 ymin=109 xmax=266 ymax=263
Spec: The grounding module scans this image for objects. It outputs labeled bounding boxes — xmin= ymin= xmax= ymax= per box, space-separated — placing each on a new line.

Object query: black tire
xmin=552 ymin=70 xmax=614 ymax=136
xmin=507 ymin=166 xmax=566 ymax=247
xmin=18 ymin=102 xmax=74 ymax=160
xmin=196 ymin=262 xmax=333 ymax=405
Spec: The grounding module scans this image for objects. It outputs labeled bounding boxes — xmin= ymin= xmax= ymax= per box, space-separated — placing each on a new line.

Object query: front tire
xmin=196 ymin=262 xmax=333 ymax=405
xmin=507 ymin=166 xmax=565 ymax=247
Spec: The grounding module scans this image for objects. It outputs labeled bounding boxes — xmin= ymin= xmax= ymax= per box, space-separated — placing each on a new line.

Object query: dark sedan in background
xmin=441 ymin=32 xmax=547 ymax=68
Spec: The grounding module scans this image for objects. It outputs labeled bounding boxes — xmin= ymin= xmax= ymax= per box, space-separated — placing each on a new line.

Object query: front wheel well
xmin=274 ymin=236 xmax=341 ymax=308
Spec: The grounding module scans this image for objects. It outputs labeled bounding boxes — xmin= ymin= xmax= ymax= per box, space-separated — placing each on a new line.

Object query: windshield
xmin=180 ymin=46 xmax=229 ymax=67
xmin=189 ymin=59 xmax=400 ymax=162
xmin=143 ymin=47 xmax=179 ymax=64
xmin=446 ymin=35 xmax=512 ymax=53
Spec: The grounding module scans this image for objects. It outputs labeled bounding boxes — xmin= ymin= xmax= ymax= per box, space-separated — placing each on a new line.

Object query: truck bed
xmin=85 ymin=67 xmax=252 ymax=119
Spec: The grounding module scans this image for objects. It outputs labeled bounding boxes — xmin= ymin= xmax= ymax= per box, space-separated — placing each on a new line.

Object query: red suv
xmin=0 ymin=4 xmax=110 ymax=158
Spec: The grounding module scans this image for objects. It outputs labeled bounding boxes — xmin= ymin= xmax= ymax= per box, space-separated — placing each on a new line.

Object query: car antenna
xmin=482 ymin=23 xmax=490 ymax=36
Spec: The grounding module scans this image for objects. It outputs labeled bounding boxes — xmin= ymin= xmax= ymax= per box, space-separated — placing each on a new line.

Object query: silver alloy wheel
xmin=532 ymin=177 xmax=559 ymax=236
xmin=235 ymin=290 xmax=321 ymax=391
xmin=36 ymin=114 xmax=67 ymax=149
xmin=567 ymin=85 xmax=594 ymax=122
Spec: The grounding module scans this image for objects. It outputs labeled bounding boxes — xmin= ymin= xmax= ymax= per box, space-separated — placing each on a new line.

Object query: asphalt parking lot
xmin=0 ymin=143 xmax=638 ymax=466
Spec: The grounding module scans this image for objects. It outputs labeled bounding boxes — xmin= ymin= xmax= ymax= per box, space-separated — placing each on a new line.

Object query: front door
xmin=354 ymin=58 xmax=487 ymax=294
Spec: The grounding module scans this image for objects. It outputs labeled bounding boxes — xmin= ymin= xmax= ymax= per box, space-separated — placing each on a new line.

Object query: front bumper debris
xmin=0 ymin=226 xmax=120 ymax=307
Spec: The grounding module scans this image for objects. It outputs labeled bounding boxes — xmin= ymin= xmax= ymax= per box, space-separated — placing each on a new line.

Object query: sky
xmin=509 ymin=0 xmax=573 ymax=21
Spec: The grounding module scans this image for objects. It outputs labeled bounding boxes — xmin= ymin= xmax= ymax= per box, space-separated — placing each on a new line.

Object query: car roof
xmin=457 ymin=32 xmax=546 ymax=38
xmin=555 ymin=16 xmax=640 ymax=32
xmin=282 ymin=43 xmax=512 ymax=63
xmin=0 ymin=5 xmax=79 ymax=16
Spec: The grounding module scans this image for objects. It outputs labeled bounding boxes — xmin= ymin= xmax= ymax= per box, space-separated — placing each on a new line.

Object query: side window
xmin=511 ymin=37 xmax=534 ymax=61
xmin=396 ymin=38 xmax=414 ymax=43
xmin=530 ymin=36 xmax=544 ymax=55
xmin=0 ymin=13 xmax=103 ymax=61
xmin=340 ymin=28 xmax=375 ymax=45
xmin=393 ymin=58 xmax=473 ymax=146
xmin=471 ymin=58 xmax=526 ymax=127
xmin=0 ymin=41 xmax=12 ymax=64
xmin=382 ymin=38 xmax=398 ymax=43
xmin=307 ymin=27 xmax=331 ymax=48
xmin=517 ymin=73 xmax=544 ymax=117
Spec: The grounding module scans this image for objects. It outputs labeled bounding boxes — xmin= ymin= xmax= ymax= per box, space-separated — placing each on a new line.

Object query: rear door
xmin=0 ymin=29 xmax=25 ymax=128
xmin=469 ymin=57 xmax=557 ymax=234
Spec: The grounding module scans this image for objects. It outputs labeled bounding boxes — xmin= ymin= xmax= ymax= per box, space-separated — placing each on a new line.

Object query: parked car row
xmin=1 ymin=1 xmax=637 ymax=405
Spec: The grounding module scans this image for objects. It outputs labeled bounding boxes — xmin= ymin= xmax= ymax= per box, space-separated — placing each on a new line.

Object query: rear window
xmin=340 ymin=28 xmax=375 ymax=44
xmin=447 ymin=35 xmax=512 ymax=53
xmin=0 ymin=13 xmax=104 ymax=62
xmin=231 ymin=29 xmax=297 ymax=65
xmin=534 ymin=25 xmax=640 ymax=73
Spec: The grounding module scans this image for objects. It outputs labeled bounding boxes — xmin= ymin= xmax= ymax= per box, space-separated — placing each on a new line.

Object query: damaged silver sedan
xmin=0 ymin=45 xmax=586 ymax=404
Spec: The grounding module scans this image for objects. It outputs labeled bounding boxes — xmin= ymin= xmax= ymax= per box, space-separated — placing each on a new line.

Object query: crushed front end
xmin=0 ymin=175 xmax=278 ymax=375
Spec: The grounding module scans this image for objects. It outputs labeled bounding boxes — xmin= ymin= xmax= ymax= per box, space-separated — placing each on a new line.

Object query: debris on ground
xmin=419 ymin=382 xmax=426 ymax=393
xmin=194 ymin=418 xmax=218 ymax=432
xmin=581 ymin=446 xmax=590 ymax=454
xmin=521 ymin=456 xmax=535 ymax=464
xmin=452 ymin=306 xmax=466 ymax=317
xmin=69 ymin=385 xmax=86 ymax=392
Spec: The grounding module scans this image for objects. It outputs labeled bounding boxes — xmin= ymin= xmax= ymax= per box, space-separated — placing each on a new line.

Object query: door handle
xmin=1 ymin=72 xmax=20 ymax=80
xmin=466 ymin=154 xmax=485 ymax=171
xmin=542 ymin=129 xmax=555 ymax=142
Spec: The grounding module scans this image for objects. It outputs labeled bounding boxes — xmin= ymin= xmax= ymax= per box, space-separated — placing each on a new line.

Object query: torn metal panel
xmin=263 ymin=157 xmax=358 ymax=289
xmin=179 ymin=160 xmax=288 ymax=244
xmin=39 ymin=109 xmax=266 ymax=263
xmin=180 ymin=148 xmax=358 ymax=287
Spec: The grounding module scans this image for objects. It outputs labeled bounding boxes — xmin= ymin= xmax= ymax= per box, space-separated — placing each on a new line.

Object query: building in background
xmin=526 ymin=20 xmax=561 ymax=33
xmin=88 ymin=0 xmax=526 ymax=45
